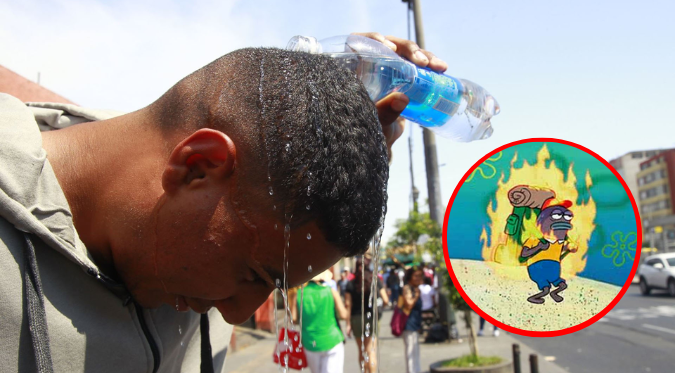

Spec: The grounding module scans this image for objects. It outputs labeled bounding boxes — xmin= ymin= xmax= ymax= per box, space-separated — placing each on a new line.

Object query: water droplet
xmin=294 ymin=335 xmax=298 ymax=341
xmin=180 ymin=341 xmax=184 ymax=347
xmin=268 ymin=176 xmax=272 ymax=182
xmin=274 ymin=224 xmax=278 ymax=230
xmin=276 ymin=278 xmax=281 ymax=288
xmin=307 ymin=233 xmax=311 ymax=240
xmin=284 ymin=354 xmax=289 ymax=366
xmin=178 ymin=325 xmax=182 ymax=335
xmin=96 ymin=274 xmax=101 ymax=280
xmin=298 ymin=359 xmax=303 ymax=365
xmin=269 ymin=186 xmax=274 ymax=196
xmin=273 ymin=205 xmax=277 ymax=211
xmin=285 ymin=143 xmax=291 ymax=152
xmin=308 ymin=265 xmax=313 ymax=273
xmin=175 ymin=297 xmax=179 ymax=311
xmin=367 ymin=312 xmax=371 ymax=319
xmin=306 ymin=204 xmax=310 ymax=210
xmin=307 ymin=186 xmax=311 ymax=196
xmin=284 ymin=224 xmax=291 ymax=234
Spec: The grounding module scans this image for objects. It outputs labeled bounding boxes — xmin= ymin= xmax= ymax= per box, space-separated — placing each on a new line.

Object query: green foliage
xmin=386 ymin=203 xmax=440 ymax=250
xmin=441 ymin=355 xmax=502 ymax=367
xmin=386 ymin=204 xmax=468 ymax=311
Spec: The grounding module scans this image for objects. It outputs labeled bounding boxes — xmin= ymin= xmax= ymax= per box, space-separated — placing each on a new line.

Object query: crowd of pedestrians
xmin=291 ymin=257 xmax=499 ymax=373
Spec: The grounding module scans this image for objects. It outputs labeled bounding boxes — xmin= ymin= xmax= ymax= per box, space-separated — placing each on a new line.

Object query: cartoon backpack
xmin=504 ymin=185 xmax=555 ymax=263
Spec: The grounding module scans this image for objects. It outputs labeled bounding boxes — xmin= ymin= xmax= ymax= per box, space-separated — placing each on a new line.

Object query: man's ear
xmin=162 ymin=129 xmax=236 ymax=195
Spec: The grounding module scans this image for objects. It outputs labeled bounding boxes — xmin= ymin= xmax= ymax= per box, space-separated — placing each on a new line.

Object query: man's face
xmin=152 ymin=182 xmax=343 ymax=324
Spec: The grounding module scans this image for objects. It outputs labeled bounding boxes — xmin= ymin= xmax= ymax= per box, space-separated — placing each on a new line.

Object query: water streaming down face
xmin=298 ymin=284 xmax=305 ymax=349
xmin=254 ymin=50 xmax=388 ymax=371
xmin=361 ymin=256 xmax=366 ymax=372
xmin=280 ymin=218 xmax=294 ymax=372
xmin=372 ymin=204 xmax=388 ymax=373
xmin=360 ymin=186 xmax=388 ymax=372
xmin=259 ymin=55 xmax=290 ymax=372
xmin=178 ymin=324 xmax=184 ymax=347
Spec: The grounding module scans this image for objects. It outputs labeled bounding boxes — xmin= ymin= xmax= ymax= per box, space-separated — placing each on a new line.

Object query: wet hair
xmin=151 ymin=47 xmax=389 ymax=256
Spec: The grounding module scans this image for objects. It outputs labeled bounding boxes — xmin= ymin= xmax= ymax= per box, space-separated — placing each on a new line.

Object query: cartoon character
xmin=520 ymin=198 xmax=578 ymax=304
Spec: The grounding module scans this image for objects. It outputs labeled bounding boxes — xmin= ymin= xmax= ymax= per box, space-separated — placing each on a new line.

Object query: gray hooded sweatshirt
xmin=0 ymin=93 xmax=232 ymax=373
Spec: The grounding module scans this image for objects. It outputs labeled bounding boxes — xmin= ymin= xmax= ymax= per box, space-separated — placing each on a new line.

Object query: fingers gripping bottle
xmin=287 ymin=35 xmax=500 ymax=142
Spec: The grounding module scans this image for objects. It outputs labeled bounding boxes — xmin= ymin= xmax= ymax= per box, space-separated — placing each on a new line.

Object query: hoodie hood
xmin=0 ymin=93 xmax=122 ymax=276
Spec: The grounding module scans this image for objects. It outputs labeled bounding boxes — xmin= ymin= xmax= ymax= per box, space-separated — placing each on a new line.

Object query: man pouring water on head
xmin=0 ymin=33 xmax=448 ymax=373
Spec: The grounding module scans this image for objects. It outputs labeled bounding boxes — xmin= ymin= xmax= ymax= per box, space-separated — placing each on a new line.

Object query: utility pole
xmin=409 ymin=127 xmax=420 ymax=212
xmin=405 ymin=0 xmax=444 ymax=226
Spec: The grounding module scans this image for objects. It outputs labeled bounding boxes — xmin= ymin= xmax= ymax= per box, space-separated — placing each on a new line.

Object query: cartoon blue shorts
xmin=527 ymin=260 xmax=565 ymax=290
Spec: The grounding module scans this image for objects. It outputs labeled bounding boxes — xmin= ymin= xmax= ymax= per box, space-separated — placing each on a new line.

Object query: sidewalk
xmin=225 ymin=308 xmax=569 ymax=373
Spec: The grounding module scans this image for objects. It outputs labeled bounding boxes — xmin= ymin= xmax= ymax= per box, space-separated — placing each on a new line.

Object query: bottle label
xmin=432 ymin=97 xmax=460 ymax=116
xmin=405 ymin=74 xmax=434 ymax=104
xmin=400 ymin=67 xmax=463 ymax=128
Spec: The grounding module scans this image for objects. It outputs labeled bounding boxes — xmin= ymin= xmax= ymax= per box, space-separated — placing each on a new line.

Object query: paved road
xmin=512 ymin=285 xmax=675 ymax=373
xmin=227 ymin=308 xmax=569 ymax=373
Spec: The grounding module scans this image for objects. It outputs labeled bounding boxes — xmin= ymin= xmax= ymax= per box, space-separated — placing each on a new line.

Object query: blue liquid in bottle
xmin=398 ymin=66 xmax=463 ymax=128
xmin=288 ymin=35 xmax=499 ymax=142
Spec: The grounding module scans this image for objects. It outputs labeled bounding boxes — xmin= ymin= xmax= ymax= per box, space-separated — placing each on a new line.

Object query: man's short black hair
xmin=153 ymin=47 xmax=389 ymax=257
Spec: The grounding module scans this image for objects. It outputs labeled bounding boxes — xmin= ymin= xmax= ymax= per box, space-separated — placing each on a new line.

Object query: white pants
xmin=402 ymin=330 xmax=420 ymax=373
xmin=304 ymin=342 xmax=344 ymax=373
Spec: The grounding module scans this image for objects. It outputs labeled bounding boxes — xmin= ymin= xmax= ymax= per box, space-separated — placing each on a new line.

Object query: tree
xmin=386 ymin=204 xmax=441 ymax=261
xmin=393 ymin=207 xmax=480 ymax=359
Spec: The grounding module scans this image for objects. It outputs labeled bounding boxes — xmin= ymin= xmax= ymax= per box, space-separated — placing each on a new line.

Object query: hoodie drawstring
xmin=200 ymin=314 xmax=214 ymax=373
xmin=23 ymin=233 xmax=54 ymax=373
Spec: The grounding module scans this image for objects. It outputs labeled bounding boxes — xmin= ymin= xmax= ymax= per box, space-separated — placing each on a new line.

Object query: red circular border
xmin=442 ymin=137 xmax=643 ymax=337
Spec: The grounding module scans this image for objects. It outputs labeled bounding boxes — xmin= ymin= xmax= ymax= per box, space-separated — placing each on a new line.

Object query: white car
xmin=638 ymin=253 xmax=675 ymax=296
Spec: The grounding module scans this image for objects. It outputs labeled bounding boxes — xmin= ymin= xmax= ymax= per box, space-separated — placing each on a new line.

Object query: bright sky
xmin=2 ymin=0 xmax=674 ymax=244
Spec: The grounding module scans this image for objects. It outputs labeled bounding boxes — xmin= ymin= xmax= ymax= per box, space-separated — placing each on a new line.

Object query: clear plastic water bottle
xmin=287 ymin=35 xmax=500 ymax=142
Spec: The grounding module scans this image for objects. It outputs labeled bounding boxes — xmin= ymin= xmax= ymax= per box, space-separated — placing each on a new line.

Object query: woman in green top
xmin=291 ymin=270 xmax=349 ymax=373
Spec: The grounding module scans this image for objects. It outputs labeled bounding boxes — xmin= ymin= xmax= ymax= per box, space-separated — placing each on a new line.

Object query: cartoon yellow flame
xmin=481 ymin=145 xmax=596 ymax=280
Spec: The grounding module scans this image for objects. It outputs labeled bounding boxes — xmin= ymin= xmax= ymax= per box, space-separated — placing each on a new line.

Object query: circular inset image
xmin=443 ymin=138 xmax=641 ymax=337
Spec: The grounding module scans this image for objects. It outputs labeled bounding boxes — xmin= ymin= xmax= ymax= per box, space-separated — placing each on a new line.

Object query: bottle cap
xmin=286 ymin=35 xmax=322 ymax=54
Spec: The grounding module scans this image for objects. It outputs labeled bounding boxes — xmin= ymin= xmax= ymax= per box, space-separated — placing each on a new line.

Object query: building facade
xmin=610 ymin=149 xmax=675 ymax=253
xmin=637 ymin=151 xmax=675 ymax=219
xmin=610 ymin=149 xmax=671 ymax=211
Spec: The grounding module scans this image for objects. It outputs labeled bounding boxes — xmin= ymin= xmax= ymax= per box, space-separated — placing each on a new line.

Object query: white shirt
xmin=324 ymin=279 xmax=338 ymax=291
xmin=419 ymin=284 xmax=435 ymax=311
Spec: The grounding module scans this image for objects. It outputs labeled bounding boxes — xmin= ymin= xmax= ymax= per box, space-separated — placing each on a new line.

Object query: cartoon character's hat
xmin=541 ymin=198 xmax=573 ymax=210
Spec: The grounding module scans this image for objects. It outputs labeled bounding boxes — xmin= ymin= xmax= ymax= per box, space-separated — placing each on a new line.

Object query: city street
xmin=226 ymin=307 xmax=569 ymax=373
xmin=513 ymin=285 xmax=675 ymax=373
